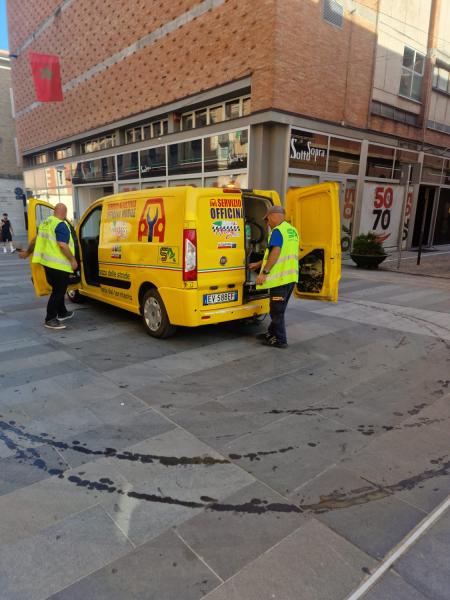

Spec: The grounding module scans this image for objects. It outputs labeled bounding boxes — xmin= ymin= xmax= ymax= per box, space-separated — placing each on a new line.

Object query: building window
xmin=366 ymin=145 xmax=395 ymax=179
xmin=125 ymin=119 xmax=168 ymax=144
xmin=117 ymin=152 xmax=139 ymax=180
xmin=323 ymin=0 xmax=343 ymax=28
xmin=399 ymin=47 xmax=425 ymax=101
xmin=182 ymin=113 xmax=194 ymax=131
xmin=327 ymin=138 xmax=361 ymax=175
xmin=180 ymin=96 xmax=250 ymax=131
xmin=432 ymin=65 xmax=450 ymax=95
xmin=72 ymin=157 xmax=116 ymax=184
xmin=35 ymin=153 xmax=48 ymax=164
xmin=204 ymin=130 xmax=248 ymax=172
xmin=209 ymin=105 xmax=223 ymax=124
xmin=195 ymin=109 xmax=208 ymax=128
xmin=168 ymin=140 xmax=202 ymax=175
xmin=81 ymin=134 xmax=116 ymax=154
xmin=55 ymin=147 xmax=72 ymax=160
xmin=422 ymin=154 xmax=444 ymax=184
xmin=371 ymin=100 xmax=418 ymax=126
xmin=140 ymin=146 xmax=167 ymax=178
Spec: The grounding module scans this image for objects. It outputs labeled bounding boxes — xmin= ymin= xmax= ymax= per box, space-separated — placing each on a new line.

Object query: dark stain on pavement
xmin=1 ymin=420 xmax=449 ymax=517
xmin=228 ymin=446 xmax=297 ymax=462
xmin=265 ymin=406 xmax=340 ymax=416
xmin=0 ymin=420 xmax=230 ymax=467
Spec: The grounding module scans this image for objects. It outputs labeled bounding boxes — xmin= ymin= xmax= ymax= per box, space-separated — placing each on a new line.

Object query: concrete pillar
xmin=248 ymin=123 xmax=290 ymax=200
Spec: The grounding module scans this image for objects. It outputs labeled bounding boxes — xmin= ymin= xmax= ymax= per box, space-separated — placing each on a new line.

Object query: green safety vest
xmin=32 ymin=215 xmax=75 ymax=273
xmin=257 ymin=220 xmax=299 ymax=290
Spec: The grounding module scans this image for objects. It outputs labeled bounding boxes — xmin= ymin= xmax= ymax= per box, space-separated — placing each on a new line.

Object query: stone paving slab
xmin=0 ymin=505 xmax=133 ymax=600
xmin=394 ymin=507 xmax=450 ymax=600
xmin=0 ymin=444 xmax=69 ymax=497
xmin=289 ymin=465 xmax=425 ymax=560
xmin=102 ymin=427 xmax=254 ymax=546
xmin=176 ymin=480 xmax=307 ymax=580
xmin=202 ymin=518 xmax=378 ymax=600
xmin=362 ymin=570 xmax=432 ymax=600
xmin=48 ymin=529 xmax=221 ymax=600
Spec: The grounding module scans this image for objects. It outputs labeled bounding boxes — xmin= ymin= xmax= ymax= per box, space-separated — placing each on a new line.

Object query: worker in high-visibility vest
xmin=249 ymin=205 xmax=299 ymax=349
xmin=19 ymin=203 xmax=78 ymax=330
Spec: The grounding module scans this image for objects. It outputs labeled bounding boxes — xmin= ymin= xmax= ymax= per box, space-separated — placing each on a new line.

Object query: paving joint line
xmin=345 ymin=495 xmax=450 ymax=600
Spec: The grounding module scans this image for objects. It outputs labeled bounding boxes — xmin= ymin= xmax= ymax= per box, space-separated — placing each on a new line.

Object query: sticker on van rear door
xmin=138 ymin=198 xmax=166 ymax=242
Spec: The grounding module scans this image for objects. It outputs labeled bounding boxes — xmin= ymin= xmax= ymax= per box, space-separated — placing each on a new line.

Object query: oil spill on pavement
xmin=265 ymin=406 xmax=340 ymax=416
xmin=0 ymin=420 xmax=230 ymax=466
xmin=1 ymin=419 xmax=449 ymax=516
xmin=299 ymin=456 xmax=450 ymax=513
xmin=228 ymin=446 xmax=297 ymax=462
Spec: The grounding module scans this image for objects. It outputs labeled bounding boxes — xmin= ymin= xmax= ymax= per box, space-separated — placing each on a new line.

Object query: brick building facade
xmin=7 ymin=0 xmax=450 ymax=248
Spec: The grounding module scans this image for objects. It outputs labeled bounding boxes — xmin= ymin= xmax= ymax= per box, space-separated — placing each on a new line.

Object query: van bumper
xmin=159 ymin=288 xmax=269 ymax=327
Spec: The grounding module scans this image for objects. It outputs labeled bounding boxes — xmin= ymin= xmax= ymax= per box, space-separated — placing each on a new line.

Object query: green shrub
xmin=351 ymin=232 xmax=386 ymax=256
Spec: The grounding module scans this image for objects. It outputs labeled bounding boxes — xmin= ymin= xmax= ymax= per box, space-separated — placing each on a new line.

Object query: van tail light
xmin=183 ymin=229 xmax=197 ymax=281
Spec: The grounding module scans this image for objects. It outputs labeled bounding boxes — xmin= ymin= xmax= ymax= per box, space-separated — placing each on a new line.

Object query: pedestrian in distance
xmin=1 ymin=213 xmax=15 ymax=253
xmin=249 ymin=205 xmax=299 ymax=349
xmin=19 ymin=203 xmax=78 ymax=330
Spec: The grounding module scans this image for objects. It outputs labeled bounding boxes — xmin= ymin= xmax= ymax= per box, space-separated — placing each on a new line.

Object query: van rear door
xmin=195 ymin=188 xmax=245 ymax=309
xmin=27 ymin=198 xmax=81 ymax=296
xmin=285 ymin=182 xmax=341 ymax=302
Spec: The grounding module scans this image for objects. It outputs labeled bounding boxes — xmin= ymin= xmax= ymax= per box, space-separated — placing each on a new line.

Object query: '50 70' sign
xmin=360 ymin=183 xmax=403 ymax=248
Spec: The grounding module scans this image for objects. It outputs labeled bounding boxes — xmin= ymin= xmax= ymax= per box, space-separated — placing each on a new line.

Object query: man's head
xmin=264 ymin=205 xmax=285 ymax=228
xmin=2 ymin=213 xmax=7 ymax=218
xmin=54 ymin=203 xmax=68 ymax=220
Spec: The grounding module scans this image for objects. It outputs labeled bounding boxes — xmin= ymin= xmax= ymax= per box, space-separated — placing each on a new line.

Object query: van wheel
xmin=141 ymin=289 xmax=176 ymax=338
xmin=67 ymin=289 xmax=85 ymax=303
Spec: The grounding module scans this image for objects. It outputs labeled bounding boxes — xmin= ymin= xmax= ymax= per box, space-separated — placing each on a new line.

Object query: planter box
xmin=350 ymin=253 xmax=387 ymax=269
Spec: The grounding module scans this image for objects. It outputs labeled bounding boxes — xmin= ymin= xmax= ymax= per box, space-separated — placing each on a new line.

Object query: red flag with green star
xmin=29 ymin=52 xmax=63 ymax=102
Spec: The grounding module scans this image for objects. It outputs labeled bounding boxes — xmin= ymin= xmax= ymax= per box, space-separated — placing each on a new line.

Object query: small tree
xmin=351 ymin=232 xmax=386 ymax=256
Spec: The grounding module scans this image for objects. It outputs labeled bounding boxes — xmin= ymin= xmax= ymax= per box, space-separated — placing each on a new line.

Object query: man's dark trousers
xmin=44 ymin=266 xmax=70 ymax=322
xmin=268 ymin=282 xmax=295 ymax=344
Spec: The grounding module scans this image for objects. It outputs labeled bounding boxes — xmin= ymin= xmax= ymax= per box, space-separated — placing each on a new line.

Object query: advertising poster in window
xmin=340 ymin=181 xmax=356 ymax=253
xmin=360 ymin=183 xmax=405 ymax=249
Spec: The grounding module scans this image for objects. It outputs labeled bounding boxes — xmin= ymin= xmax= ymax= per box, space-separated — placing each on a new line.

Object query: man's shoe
xmin=262 ymin=337 xmax=288 ymax=349
xmin=10 ymin=248 xmax=16 ymax=253
xmin=44 ymin=319 xmax=66 ymax=330
xmin=57 ymin=311 xmax=74 ymax=321
xmin=256 ymin=332 xmax=271 ymax=341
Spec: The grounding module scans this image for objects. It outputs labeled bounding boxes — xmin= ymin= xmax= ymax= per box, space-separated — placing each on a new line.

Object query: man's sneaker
xmin=262 ymin=336 xmax=288 ymax=349
xmin=256 ymin=332 xmax=271 ymax=341
xmin=57 ymin=311 xmax=74 ymax=321
xmin=10 ymin=248 xmax=16 ymax=253
xmin=44 ymin=319 xmax=66 ymax=330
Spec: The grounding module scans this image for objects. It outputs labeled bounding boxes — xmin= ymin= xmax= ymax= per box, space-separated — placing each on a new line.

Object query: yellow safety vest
xmin=32 ymin=215 xmax=75 ymax=273
xmin=257 ymin=220 xmax=299 ymax=290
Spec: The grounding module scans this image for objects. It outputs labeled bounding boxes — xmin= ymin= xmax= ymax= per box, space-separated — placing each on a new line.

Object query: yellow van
xmin=28 ymin=183 xmax=341 ymax=337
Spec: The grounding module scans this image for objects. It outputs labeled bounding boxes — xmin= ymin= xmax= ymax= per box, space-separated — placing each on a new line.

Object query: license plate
xmin=203 ymin=291 xmax=238 ymax=306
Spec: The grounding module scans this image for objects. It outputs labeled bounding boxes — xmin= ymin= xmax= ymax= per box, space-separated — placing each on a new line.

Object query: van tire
xmin=141 ymin=289 xmax=176 ymax=338
xmin=67 ymin=289 xmax=85 ymax=303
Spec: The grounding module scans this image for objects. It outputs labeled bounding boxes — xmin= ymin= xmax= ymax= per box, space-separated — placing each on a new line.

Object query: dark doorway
xmin=433 ymin=188 xmax=450 ymax=246
xmin=412 ymin=186 xmax=436 ymax=247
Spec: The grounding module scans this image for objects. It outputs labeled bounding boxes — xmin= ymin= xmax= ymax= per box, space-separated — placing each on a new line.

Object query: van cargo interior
xmin=242 ymin=192 xmax=273 ymax=302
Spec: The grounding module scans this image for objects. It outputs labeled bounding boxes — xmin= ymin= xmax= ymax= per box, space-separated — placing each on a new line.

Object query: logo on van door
xmin=138 ymin=198 xmax=166 ymax=242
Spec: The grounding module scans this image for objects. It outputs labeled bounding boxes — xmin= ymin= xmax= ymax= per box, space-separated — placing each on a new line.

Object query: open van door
xmin=285 ymin=182 xmax=341 ymax=302
xmin=28 ymin=198 xmax=81 ymax=297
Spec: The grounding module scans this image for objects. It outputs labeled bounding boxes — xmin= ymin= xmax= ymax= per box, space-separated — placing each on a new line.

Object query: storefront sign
xmin=360 ymin=183 xmax=407 ymax=249
xmin=289 ymin=130 xmax=328 ymax=171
